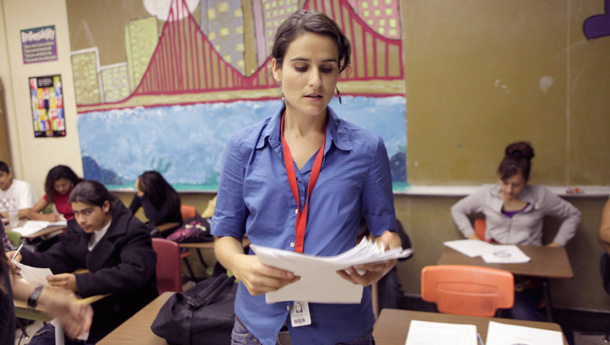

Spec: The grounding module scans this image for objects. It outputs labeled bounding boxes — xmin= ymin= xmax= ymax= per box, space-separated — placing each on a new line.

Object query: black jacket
xmin=21 ymin=198 xmax=159 ymax=342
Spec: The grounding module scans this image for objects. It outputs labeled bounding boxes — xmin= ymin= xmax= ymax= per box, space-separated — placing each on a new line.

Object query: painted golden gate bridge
xmin=77 ymin=0 xmax=405 ymax=114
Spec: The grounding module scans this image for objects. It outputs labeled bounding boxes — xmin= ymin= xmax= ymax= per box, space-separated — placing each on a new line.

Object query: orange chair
xmin=421 ymin=265 xmax=514 ymax=317
xmin=152 ymin=238 xmax=183 ymax=294
xmin=474 ymin=218 xmax=486 ymax=241
xmin=181 ymin=205 xmax=197 ymax=221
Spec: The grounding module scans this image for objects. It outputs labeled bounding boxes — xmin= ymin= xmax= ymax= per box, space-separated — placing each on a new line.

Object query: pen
xmin=11 ymin=243 xmax=24 ymax=261
xmin=477 ymin=333 xmax=485 ymax=345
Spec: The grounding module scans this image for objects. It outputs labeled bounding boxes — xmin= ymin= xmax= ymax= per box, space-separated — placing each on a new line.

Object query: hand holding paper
xmin=251 ymin=239 xmax=412 ymax=304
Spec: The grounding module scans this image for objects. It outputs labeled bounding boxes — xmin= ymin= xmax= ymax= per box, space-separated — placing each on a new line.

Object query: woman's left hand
xmin=47 ymin=273 xmax=78 ymax=292
xmin=336 ymin=230 xmax=401 ymax=286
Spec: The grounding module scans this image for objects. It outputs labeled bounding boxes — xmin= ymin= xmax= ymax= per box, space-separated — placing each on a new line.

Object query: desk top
xmin=437 ymin=245 xmax=574 ymax=279
xmin=373 ymin=309 xmax=567 ymax=345
xmin=98 ymin=291 xmax=173 ymax=345
xmin=8 ymin=220 xmax=66 ymax=239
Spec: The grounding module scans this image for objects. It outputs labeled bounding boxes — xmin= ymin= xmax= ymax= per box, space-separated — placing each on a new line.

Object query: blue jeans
xmin=231 ymin=319 xmax=375 ymax=345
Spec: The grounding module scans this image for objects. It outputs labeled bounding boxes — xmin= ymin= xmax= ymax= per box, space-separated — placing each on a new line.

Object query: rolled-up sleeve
xmin=211 ymin=133 xmax=248 ymax=238
xmin=361 ymin=137 xmax=396 ymax=236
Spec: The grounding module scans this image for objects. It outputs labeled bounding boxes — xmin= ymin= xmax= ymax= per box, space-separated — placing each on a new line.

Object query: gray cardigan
xmin=450 ymin=184 xmax=581 ymax=246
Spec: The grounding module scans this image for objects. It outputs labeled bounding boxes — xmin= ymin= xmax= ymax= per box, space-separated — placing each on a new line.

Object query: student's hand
xmin=44 ymin=213 xmax=60 ymax=222
xmin=38 ymin=287 xmax=93 ymax=340
xmin=135 ymin=178 xmax=144 ymax=197
xmin=5 ymin=251 xmax=21 ymax=273
xmin=545 ymin=242 xmax=562 ymax=248
xmin=47 ymin=273 xmax=78 ymax=293
xmin=467 ymin=233 xmax=482 ymax=240
xmin=232 ymin=255 xmax=300 ymax=296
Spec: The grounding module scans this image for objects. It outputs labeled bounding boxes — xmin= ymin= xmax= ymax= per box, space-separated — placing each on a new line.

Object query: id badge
xmin=290 ymin=301 xmax=311 ymax=327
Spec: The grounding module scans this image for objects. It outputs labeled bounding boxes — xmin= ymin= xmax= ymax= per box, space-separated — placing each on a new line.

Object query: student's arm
xmin=26 ymin=197 xmax=59 ymax=221
xmin=128 ymin=194 xmax=142 ymax=215
xmin=542 ymin=187 xmax=581 ymax=247
xmin=214 ymin=236 xmax=299 ymax=295
xmin=600 ymin=199 xmax=610 ymax=254
xmin=450 ymin=187 xmax=488 ymax=240
xmin=11 ymin=274 xmax=93 ymax=339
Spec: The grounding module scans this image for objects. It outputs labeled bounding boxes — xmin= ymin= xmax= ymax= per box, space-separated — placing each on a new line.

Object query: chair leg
xmin=182 ymin=257 xmax=197 ymax=282
xmin=195 ymin=248 xmax=208 ymax=268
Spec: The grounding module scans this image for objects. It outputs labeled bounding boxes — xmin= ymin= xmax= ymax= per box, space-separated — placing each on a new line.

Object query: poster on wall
xmin=21 ymin=25 xmax=58 ymax=64
xmin=29 ymin=75 xmax=66 ymax=138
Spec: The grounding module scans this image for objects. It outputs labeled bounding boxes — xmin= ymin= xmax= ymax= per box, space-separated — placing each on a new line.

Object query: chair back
xmin=474 ymin=218 xmax=486 ymax=241
xmin=6 ymin=230 xmax=22 ymax=247
xmin=152 ymin=238 xmax=183 ymax=294
xmin=180 ymin=205 xmax=197 ymax=222
xmin=421 ymin=265 xmax=514 ymax=317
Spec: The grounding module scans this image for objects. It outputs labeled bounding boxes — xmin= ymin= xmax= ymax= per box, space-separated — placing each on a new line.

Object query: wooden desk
xmin=14 ymin=294 xmax=109 ymax=321
xmin=98 ymin=291 xmax=173 ymax=345
xmin=437 ymin=245 xmax=573 ymax=321
xmin=373 ymin=309 xmax=568 ymax=345
xmin=8 ymin=220 xmax=66 ymax=240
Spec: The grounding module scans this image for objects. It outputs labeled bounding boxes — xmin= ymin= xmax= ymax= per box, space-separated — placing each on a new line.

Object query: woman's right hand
xmin=231 ymin=254 xmax=300 ymax=296
xmin=38 ymin=287 xmax=93 ymax=340
xmin=135 ymin=177 xmax=144 ymax=197
xmin=44 ymin=213 xmax=60 ymax=222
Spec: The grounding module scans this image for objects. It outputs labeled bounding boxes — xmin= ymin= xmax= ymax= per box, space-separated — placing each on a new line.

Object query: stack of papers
xmin=486 ymin=321 xmax=563 ymax=345
xmin=10 ymin=219 xmax=67 ymax=236
xmin=444 ymin=239 xmax=531 ymax=263
xmin=251 ymin=239 xmax=412 ymax=304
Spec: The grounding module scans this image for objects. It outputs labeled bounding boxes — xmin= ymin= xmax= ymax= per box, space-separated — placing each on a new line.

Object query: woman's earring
xmin=336 ymin=87 xmax=342 ymax=104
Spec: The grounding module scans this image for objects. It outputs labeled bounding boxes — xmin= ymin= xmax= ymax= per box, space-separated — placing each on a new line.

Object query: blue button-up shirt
xmin=212 ymin=107 xmax=397 ymax=345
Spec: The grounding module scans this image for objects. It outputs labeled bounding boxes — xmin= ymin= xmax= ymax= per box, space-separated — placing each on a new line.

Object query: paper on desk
xmin=10 ymin=219 xmax=67 ymax=236
xmin=480 ymin=245 xmax=531 ymax=263
xmin=250 ymin=239 xmax=412 ymax=304
xmin=443 ymin=240 xmax=496 ymax=257
xmin=405 ymin=320 xmax=477 ymax=345
xmin=486 ymin=321 xmax=563 ymax=345
xmin=13 ymin=261 xmax=52 ymax=286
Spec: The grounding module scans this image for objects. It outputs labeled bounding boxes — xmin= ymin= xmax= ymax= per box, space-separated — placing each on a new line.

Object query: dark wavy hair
xmin=497 ymin=141 xmax=535 ymax=181
xmin=68 ymin=180 xmax=120 ymax=213
xmin=0 ymin=161 xmax=8 ymax=174
xmin=137 ymin=171 xmax=180 ymax=214
xmin=45 ymin=165 xmax=82 ymax=203
xmin=272 ymin=10 xmax=351 ymax=73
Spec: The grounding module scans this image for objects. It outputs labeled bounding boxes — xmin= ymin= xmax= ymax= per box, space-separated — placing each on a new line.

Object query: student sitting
xmin=129 ymin=171 xmax=182 ymax=235
xmin=28 ymin=165 xmax=83 ymax=221
xmin=0 ymin=221 xmax=93 ymax=344
xmin=0 ymin=160 xmax=37 ymax=220
xmin=450 ymin=141 xmax=581 ymax=321
xmin=9 ymin=180 xmax=158 ymax=343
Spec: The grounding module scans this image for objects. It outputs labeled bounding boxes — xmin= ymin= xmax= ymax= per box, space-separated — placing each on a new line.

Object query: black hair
xmin=0 ymin=161 xmax=9 ymax=174
xmin=272 ymin=10 xmax=351 ymax=73
xmin=497 ymin=141 xmax=535 ymax=181
xmin=45 ymin=165 xmax=82 ymax=203
xmin=0 ymin=223 xmax=7 ymax=295
xmin=137 ymin=171 xmax=180 ymax=214
xmin=69 ymin=180 xmax=119 ymax=212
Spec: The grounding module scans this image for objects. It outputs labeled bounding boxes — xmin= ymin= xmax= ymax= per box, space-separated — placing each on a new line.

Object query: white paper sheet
xmin=13 ymin=261 xmax=53 ymax=286
xmin=405 ymin=320 xmax=477 ymax=345
xmin=250 ymin=239 xmax=412 ymax=304
xmin=10 ymin=219 xmax=67 ymax=236
xmin=480 ymin=245 xmax=531 ymax=263
xmin=486 ymin=321 xmax=563 ymax=345
xmin=443 ymin=240 xmax=496 ymax=258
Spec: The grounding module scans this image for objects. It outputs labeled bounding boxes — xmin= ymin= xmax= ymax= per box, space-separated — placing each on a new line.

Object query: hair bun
xmin=505 ymin=141 xmax=535 ymax=161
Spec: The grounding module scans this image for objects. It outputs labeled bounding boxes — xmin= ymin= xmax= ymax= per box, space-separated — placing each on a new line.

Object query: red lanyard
xmin=280 ymin=112 xmax=326 ymax=253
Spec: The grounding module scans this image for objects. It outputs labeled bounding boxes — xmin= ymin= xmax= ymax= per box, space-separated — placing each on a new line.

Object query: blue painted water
xmin=78 ymin=96 xmax=407 ymax=191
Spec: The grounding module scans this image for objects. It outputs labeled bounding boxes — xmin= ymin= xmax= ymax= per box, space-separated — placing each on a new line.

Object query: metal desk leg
xmin=542 ymin=278 xmax=553 ymax=322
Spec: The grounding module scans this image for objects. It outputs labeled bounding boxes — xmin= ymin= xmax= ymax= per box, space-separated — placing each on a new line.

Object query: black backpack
xmin=151 ymin=274 xmax=237 ymax=345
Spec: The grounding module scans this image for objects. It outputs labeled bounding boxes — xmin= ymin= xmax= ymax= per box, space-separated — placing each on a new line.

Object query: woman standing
xmin=11 ymin=180 xmax=158 ymax=343
xmin=212 ymin=10 xmax=400 ymax=345
xmin=451 ymin=141 xmax=581 ymax=320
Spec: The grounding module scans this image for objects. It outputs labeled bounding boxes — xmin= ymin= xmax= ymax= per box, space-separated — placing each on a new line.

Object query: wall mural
xmin=68 ymin=0 xmax=407 ymax=191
